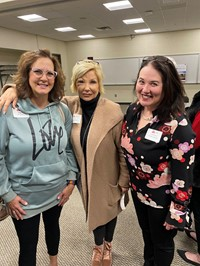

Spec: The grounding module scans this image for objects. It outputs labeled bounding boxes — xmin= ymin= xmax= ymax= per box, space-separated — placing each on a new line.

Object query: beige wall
xmin=1 ymin=26 xmax=200 ymax=104
xmin=0 ymin=27 xmax=69 ymax=90
xmin=65 ymin=29 xmax=200 ymax=103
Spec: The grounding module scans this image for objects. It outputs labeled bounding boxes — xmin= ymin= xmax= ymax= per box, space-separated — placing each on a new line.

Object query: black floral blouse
xmin=121 ymin=103 xmax=195 ymax=229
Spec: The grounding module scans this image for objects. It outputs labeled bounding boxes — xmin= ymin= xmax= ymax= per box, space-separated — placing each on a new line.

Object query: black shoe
xmin=177 ymin=249 xmax=200 ymax=266
xmin=185 ymin=228 xmax=197 ymax=242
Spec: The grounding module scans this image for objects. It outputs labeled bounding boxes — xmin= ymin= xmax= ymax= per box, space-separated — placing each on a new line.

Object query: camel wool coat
xmin=62 ymin=96 xmax=129 ymax=232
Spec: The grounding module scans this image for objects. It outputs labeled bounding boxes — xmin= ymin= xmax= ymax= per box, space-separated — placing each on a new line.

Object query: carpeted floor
xmin=0 ymin=187 xmax=197 ymax=265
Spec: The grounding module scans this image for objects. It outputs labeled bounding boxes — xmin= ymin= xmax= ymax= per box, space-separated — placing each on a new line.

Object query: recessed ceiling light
xmin=123 ymin=18 xmax=144 ymax=25
xmin=55 ymin=27 xmax=76 ymax=32
xmin=134 ymin=28 xmax=151 ymax=33
xmin=0 ymin=0 xmax=15 ymax=3
xmin=78 ymin=34 xmax=95 ymax=39
xmin=18 ymin=14 xmax=47 ymax=22
xmin=103 ymin=0 xmax=133 ymax=11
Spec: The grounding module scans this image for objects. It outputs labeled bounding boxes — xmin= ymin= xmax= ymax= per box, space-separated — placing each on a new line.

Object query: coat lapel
xmin=86 ymin=98 xmax=121 ymax=182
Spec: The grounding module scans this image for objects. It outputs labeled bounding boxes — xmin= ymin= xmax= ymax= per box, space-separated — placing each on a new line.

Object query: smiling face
xmin=29 ymin=57 xmax=55 ymax=101
xmin=136 ymin=63 xmax=164 ymax=111
xmin=76 ymin=70 xmax=100 ymax=101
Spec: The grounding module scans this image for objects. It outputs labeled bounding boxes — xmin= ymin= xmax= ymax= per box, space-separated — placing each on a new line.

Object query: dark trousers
xmin=93 ymin=217 xmax=117 ymax=245
xmin=190 ymin=186 xmax=200 ymax=254
xmin=131 ymin=191 xmax=177 ymax=266
xmin=12 ymin=205 xmax=62 ymax=266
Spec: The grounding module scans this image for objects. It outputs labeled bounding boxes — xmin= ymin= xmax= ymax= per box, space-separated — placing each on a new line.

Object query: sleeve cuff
xmin=165 ymin=201 xmax=191 ymax=230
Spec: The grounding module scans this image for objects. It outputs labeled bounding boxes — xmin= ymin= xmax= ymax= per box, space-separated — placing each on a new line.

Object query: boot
xmin=102 ymin=242 xmax=112 ymax=266
xmin=91 ymin=245 xmax=103 ymax=266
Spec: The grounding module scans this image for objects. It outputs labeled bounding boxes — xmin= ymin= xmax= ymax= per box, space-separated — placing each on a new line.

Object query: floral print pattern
xmin=121 ymin=103 xmax=195 ymax=229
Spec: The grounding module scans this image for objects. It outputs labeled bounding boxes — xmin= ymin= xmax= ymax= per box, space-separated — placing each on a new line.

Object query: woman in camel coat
xmin=63 ymin=60 xmax=129 ymax=266
xmin=63 ymin=95 xmax=129 ymax=231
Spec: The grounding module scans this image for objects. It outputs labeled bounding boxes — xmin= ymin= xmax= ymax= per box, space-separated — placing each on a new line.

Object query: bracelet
xmin=66 ymin=180 xmax=76 ymax=186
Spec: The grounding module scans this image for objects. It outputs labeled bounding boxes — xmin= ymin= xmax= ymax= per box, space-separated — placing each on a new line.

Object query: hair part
xmin=13 ymin=49 xmax=66 ymax=102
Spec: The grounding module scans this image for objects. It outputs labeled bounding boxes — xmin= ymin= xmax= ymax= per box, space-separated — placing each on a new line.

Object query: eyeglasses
xmin=76 ymin=60 xmax=99 ymax=65
xmin=142 ymin=56 xmax=172 ymax=65
xmin=30 ymin=68 xmax=57 ymax=79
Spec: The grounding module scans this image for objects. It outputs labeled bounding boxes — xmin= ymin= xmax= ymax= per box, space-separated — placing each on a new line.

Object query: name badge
xmin=12 ymin=108 xmax=29 ymax=118
xmin=145 ymin=128 xmax=162 ymax=143
xmin=73 ymin=114 xmax=81 ymax=124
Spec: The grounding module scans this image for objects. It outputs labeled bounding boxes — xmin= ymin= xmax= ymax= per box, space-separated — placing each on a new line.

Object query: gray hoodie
xmin=0 ymin=98 xmax=78 ymax=218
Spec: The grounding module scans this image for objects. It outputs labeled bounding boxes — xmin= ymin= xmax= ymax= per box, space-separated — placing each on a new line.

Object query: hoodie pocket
xmin=20 ymin=160 xmax=67 ymax=192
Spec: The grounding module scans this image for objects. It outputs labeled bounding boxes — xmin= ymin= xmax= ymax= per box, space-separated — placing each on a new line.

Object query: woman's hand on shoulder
xmin=0 ymin=85 xmax=18 ymax=113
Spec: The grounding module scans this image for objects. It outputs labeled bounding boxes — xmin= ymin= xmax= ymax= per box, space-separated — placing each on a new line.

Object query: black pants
xmin=12 ymin=205 xmax=62 ymax=266
xmin=93 ymin=217 xmax=117 ymax=245
xmin=131 ymin=191 xmax=177 ymax=266
xmin=190 ymin=186 xmax=200 ymax=254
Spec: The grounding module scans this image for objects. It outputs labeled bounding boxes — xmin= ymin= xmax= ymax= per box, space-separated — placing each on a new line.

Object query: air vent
xmin=96 ymin=26 xmax=111 ymax=31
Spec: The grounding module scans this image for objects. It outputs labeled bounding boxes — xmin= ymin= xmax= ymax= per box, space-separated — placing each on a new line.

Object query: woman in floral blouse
xmin=121 ymin=55 xmax=195 ymax=266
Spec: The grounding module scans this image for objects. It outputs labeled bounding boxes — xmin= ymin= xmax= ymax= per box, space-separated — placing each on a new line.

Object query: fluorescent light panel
xmin=17 ymin=14 xmax=47 ymax=22
xmin=78 ymin=34 xmax=95 ymax=39
xmin=103 ymin=0 xmax=133 ymax=11
xmin=134 ymin=28 xmax=151 ymax=33
xmin=123 ymin=18 xmax=144 ymax=24
xmin=0 ymin=0 xmax=15 ymax=3
xmin=55 ymin=27 xmax=76 ymax=32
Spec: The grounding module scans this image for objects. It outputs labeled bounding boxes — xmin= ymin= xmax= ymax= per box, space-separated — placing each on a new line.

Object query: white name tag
xmin=12 ymin=108 xmax=29 ymax=118
xmin=145 ymin=128 xmax=162 ymax=143
xmin=73 ymin=114 xmax=81 ymax=124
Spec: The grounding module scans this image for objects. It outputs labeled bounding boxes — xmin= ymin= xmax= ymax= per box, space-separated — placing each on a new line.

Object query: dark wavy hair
xmin=12 ymin=49 xmax=66 ymax=102
xmin=134 ymin=55 xmax=186 ymax=122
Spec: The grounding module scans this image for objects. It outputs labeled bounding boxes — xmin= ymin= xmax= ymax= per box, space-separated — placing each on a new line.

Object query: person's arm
xmin=113 ymin=119 xmax=130 ymax=191
xmin=62 ymin=104 xmax=79 ymax=179
xmin=57 ymin=104 xmax=79 ymax=206
xmin=192 ymin=111 xmax=200 ymax=149
xmin=0 ymin=84 xmax=18 ymax=113
xmin=0 ymin=109 xmax=27 ymax=219
xmin=165 ymin=115 xmax=195 ymax=230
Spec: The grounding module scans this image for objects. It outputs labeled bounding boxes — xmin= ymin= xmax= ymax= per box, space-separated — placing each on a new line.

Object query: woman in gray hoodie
xmin=0 ymin=49 xmax=78 ymax=266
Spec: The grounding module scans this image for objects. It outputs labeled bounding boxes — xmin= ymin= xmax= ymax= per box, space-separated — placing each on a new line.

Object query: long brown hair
xmin=134 ymin=55 xmax=186 ymax=121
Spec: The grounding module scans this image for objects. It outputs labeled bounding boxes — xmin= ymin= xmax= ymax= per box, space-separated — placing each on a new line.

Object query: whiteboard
xmin=96 ymin=54 xmax=200 ymax=85
xmin=168 ymin=54 xmax=199 ymax=83
xmin=97 ymin=57 xmax=140 ymax=85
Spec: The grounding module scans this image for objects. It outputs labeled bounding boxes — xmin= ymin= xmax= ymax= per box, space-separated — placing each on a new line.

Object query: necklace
xmin=141 ymin=112 xmax=153 ymax=121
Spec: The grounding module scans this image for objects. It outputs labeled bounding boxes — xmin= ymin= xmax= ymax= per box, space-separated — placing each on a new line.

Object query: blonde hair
xmin=70 ymin=60 xmax=105 ymax=94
